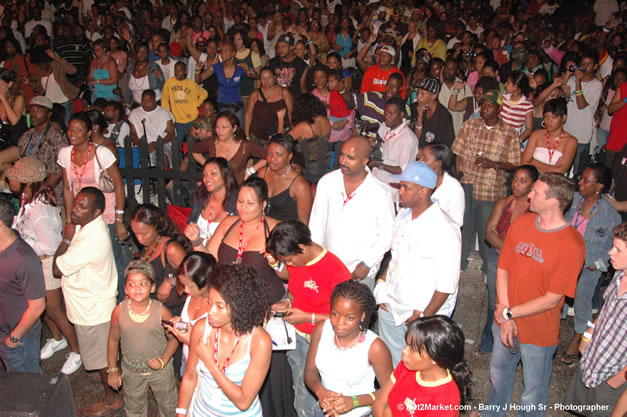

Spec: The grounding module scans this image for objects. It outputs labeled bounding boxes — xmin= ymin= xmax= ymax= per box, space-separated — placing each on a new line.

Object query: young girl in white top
xmin=305 ymin=280 xmax=394 ymax=417
xmin=163 ymin=251 xmax=217 ymax=378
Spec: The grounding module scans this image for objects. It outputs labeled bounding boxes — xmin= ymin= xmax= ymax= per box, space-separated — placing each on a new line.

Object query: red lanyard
xmin=383 ymin=123 xmax=404 ymax=144
xmin=546 ymin=131 xmax=563 ymax=164
xmin=236 ymin=217 xmax=263 ymax=262
xmin=213 ymin=328 xmax=241 ymax=374
xmin=342 ymin=191 xmax=356 ymax=206
xmin=71 ymin=144 xmax=93 ymax=191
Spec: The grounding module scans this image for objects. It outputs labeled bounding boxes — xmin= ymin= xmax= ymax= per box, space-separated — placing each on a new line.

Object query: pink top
xmin=573 ymin=216 xmax=589 ymax=237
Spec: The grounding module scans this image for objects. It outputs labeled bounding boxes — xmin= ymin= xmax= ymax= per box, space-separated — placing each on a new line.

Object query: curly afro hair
xmin=209 ymin=264 xmax=269 ymax=335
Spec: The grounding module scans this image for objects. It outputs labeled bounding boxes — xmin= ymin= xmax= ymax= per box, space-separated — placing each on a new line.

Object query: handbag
xmin=94 ymin=145 xmax=116 ymax=193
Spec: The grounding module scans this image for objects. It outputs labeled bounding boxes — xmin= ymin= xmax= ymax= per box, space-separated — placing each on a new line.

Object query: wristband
xmin=586 ymin=321 xmax=596 ymax=330
xmin=115 ymin=218 xmax=123 ymax=223
xmin=376 ymin=278 xmax=385 ymax=283
xmin=593 ymin=261 xmax=601 ymax=271
xmin=156 ymin=357 xmax=165 ymax=369
xmin=582 ymin=331 xmax=593 ymax=340
xmin=62 ymin=238 xmax=72 ymax=246
xmin=246 ymin=166 xmax=256 ymax=176
xmin=352 ymin=395 xmax=359 ymax=408
xmin=415 ymin=125 xmax=423 ymax=130
xmin=311 ymin=312 xmax=316 ymax=325
xmin=115 ymin=210 xmax=124 ymax=214
xmin=176 ymin=408 xmax=188 ymax=415
xmin=453 ymin=89 xmax=461 ymax=94
xmin=361 ymin=261 xmax=370 ymax=269
xmin=272 ymin=261 xmax=284 ymax=271
xmin=106 ymin=367 xmax=119 ymax=373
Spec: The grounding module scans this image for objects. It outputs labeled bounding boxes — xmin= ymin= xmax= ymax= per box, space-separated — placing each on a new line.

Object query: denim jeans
xmin=287 ymin=333 xmax=317 ymax=417
xmin=218 ymin=103 xmax=244 ymax=127
xmin=108 ymin=223 xmax=131 ymax=303
xmin=461 ymin=183 xmax=496 ymax=273
xmin=175 ymin=121 xmax=193 ymax=143
xmin=377 ymin=305 xmax=407 ymax=368
xmin=596 ymin=128 xmax=610 ymax=151
xmin=573 ymin=267 xmax=602 ymax=334
xmin=478 ymin=248 xmax=500 ymax=352
xmin=58 ymin=100 xmax=74 ymax=126
xmin=0 ymin=320 xmax=42 ymax=373
xmin=573 ymin=143 xmax=590 ymax=178
xmin=483 ymin=322 xmax=557 ymax=417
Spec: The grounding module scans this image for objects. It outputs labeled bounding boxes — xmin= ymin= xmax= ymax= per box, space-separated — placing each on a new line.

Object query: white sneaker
xmin=40 ymin=338 xmax=68 ymax=360
xmin=60 ymin=352 xmax=82 ymax=375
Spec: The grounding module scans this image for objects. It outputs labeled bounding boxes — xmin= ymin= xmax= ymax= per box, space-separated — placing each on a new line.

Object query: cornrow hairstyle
xmin=330 ymin=280 xmax=377 ymax=330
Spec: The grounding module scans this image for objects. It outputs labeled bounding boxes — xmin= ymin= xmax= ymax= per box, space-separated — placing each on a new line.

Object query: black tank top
xmin=217 ymin=219 xmax=286 ymax=304
xmin=265 ymin=172 xmax=300 ymax=222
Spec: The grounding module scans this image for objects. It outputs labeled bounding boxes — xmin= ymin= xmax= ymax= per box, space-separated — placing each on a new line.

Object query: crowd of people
xmin=0 ymin=0 xmax=626 ymax=416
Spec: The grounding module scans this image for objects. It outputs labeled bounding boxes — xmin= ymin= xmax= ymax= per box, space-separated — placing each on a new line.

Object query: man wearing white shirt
xmin=128 ymin=90 xmax=176 ymax=167
xmin=563 ymin=50 xmax=603 ymax=176
xmin=24 ymin=6 xmax=54 ymax=39
xmin=439 ymin=58 xmax=473 ymax=135
xmin=369 ymin=97 xmax=419 ymax=198
xmin=309 ymin=136 xmax=395 ymax=290
xmin=374 ymin=161 xmax=461 ymax=366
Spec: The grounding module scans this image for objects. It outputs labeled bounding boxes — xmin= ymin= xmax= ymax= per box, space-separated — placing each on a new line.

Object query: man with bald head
xmin=309 ymin=136 xmax=395 ymax=289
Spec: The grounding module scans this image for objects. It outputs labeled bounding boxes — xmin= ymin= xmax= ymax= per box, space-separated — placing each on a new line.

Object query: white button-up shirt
xmin=374 ymin=203 xmax=461 ymax=325
xmin=372 ymin=122 xmax=419 ymax=194
xmin=432 ymin=172 xmax=465 ymax=228
xmin=309 ymin=168 xmax=395 ymax=287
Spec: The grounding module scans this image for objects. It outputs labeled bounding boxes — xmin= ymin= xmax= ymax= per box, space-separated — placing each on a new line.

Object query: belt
xmin=294 ymin=329 xmax=311 ymax=342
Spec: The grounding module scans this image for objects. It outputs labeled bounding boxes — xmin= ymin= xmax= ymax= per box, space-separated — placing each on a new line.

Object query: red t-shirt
xmin=287 ymin=248 xmax=351 ymax=334
xmin=607 ymin=82 xmax=627 ymax=152
xmin=329 ymin=90 xmax=351 ymax=118
xmin=388 ymin=363 xmax=461 ymax=417
xmin=497 ymin=213 xmax=585 ymax=346
xmin=360 ymin=65 xmax=406 ymax=98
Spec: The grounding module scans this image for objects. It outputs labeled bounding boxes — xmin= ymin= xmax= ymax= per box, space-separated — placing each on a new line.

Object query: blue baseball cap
xmin=391 ymin=161 xmax=437 ymax=189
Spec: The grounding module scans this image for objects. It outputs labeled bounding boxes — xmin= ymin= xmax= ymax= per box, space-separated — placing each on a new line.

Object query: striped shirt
xmin=499 ymin=94 xmax=534 ymax=132
xmin=581 ymin=271 xmax=627 ymax=388
xmin=349 ymin=92 xmax=410 ymax=138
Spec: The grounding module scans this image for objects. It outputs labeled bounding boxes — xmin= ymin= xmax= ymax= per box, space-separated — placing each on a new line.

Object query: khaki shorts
xmin=42 ymin=257 xmax=61 ymax=291
xmin=75 ymin=321 xmax=110 ymax=371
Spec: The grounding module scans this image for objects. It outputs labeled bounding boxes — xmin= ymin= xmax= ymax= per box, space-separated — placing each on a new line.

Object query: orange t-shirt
xmin=497 ymin=213 xmax=585 ymax=346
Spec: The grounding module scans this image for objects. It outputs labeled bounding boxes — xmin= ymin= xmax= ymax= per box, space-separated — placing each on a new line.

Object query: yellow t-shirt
xmin=161 ymin=78 xmax=208 ymax=124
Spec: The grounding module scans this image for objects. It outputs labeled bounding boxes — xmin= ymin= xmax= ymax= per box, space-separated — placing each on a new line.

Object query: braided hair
xmin=330 ymin=280 xmax=377 ymax=330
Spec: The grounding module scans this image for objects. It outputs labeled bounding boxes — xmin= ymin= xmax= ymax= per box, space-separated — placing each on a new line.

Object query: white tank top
xmin=196 ymin=214 xmax=220 ymax=247
xmin=532 ymin=146 xmax=563 ymax=166
xmin=181 ymin=295 xmax=208 ymax=362
xmin=314 ymin=320 xmax=377 ymax=417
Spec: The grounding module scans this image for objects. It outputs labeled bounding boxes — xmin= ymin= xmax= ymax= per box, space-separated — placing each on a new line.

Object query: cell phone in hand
xmin=161 ymin=320 xmax=189 ymax=331
xmin=273 ymin=312 xmax=287 ymax=318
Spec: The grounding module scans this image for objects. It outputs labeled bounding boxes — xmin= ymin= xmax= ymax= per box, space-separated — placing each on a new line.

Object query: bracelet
xmin=246 ymin=166 xmax=256 ymax=176
xmin=272 ymin=261 xmax=284 ymax=271
xmin=176 ymin=408 xmax=188 ymax=415
xmin=368 ymin=392 xmax=376 ymax=401
xmin=453 ymin=89 xmax=461 ymax=94
xmin=415 ymin=125 xmax=423 ymax=130
xmin=62 ymin=238 xmax=72 ymax=246
xmin=582 ymin=336 xmax=591 ymax=342
xmin=376 ymin=278 xmax=385 ymax=283
xmin=115 ymin=218 xmax=123 ymax=223
xmin=311 ymin=312 xmax=316 ymax=325
xmin=586 ymin=321 xmax=596 ymax=330
xmin=574 ymin=90 xmax=583 ymax=94
xmin=352 ymin=395 xmax=359 ymax=408
xmin=115 ymin=210 xmax=124 ymax=214
xmin=106 ymin=367 xmax=119 ymax=373
xmin=268 ymin=259 xmax=280 ymax=268
xmin=157 ymin=357 xmax=165 ymax=369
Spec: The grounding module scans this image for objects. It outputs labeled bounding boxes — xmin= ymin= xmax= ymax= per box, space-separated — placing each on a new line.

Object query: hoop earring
xmin=541 ymin=120 xmax=546 ymax=128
